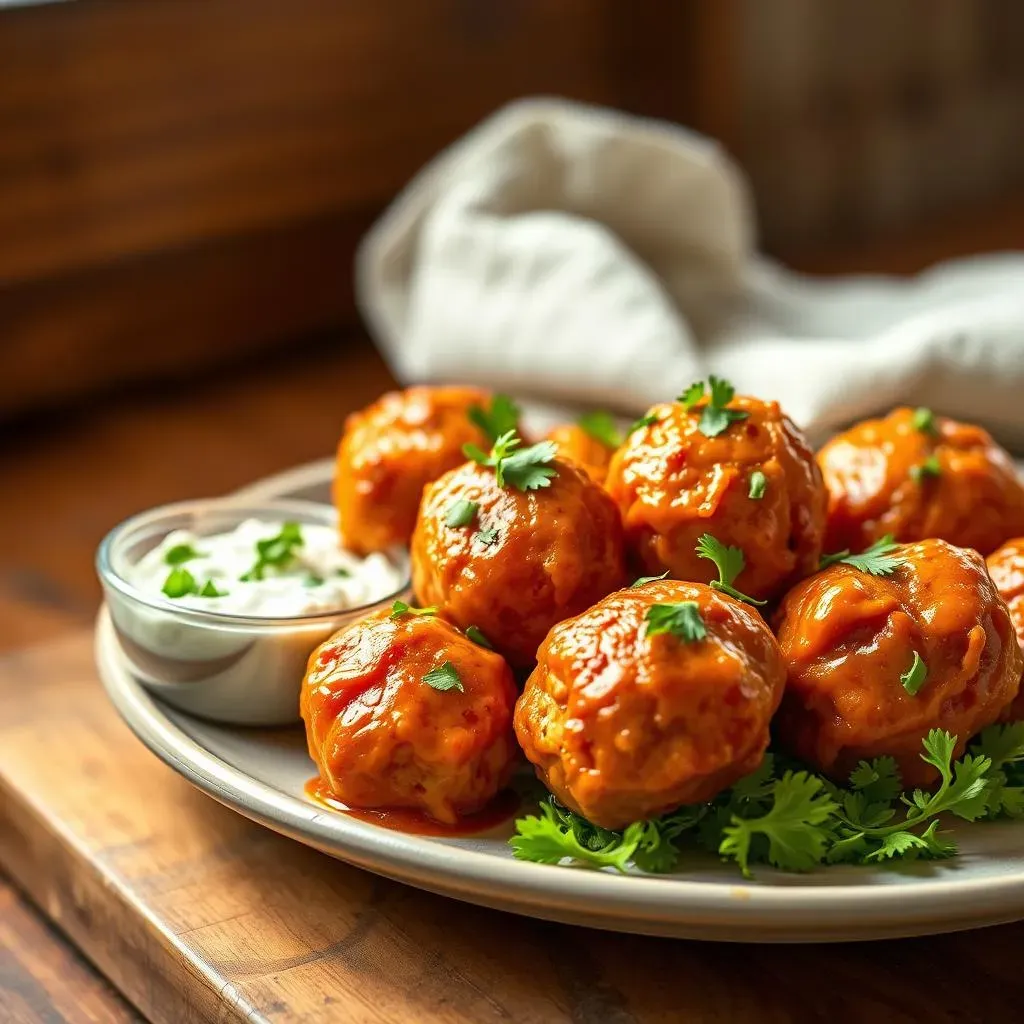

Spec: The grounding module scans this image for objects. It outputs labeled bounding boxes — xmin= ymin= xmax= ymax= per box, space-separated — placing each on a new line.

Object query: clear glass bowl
xmin=96 ymin=498 xmax=410 ymax=725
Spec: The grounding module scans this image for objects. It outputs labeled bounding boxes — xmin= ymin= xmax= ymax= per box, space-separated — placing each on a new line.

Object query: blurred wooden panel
xmin=0 ymin=214 xmax=368 ymax=417
xmin=0 ymin=0 xmax=642 ymax=285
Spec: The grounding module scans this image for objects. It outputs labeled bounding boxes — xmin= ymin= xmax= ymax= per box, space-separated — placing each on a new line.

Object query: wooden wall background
xmin=1 ymin=0 xmax=1021 ymax=419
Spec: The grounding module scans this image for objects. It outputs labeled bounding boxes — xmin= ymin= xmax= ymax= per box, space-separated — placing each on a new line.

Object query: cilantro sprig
xmin=695 ymin=533 xmax=766 ymax=606
xmin=819 ymin=535 xmax=908 ymax=575
xmin=464 ymin=430 xmax=558 ymax=492
xmin=511 ymin=724 xmax=1024 ymax=877
xmin=679 ymin=376 xmax=750 ymax=438
xmin=468 ymin=394 xmax=520 ymax=444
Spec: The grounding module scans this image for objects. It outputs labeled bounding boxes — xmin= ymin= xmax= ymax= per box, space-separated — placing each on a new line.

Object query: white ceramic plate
xmin=96 ymin=459 xmax=1024 ymax=943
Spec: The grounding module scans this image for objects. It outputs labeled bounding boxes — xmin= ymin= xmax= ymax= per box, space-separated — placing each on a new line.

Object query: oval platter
xmin=95 ymin=457 xmax=1024 ymax=943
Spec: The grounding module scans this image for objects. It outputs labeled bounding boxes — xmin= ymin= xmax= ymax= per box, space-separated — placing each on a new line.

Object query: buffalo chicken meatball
xmin=817 ymin=406 xmax=1024 ymax=556
xmin=987 ymin=538 xmax=1024 ymax=721
xmin=546 ymin=423 xmax=616 ymax=484
xmin=605 ymin=392 xmax=826 ymax=603
xmin=334 ymin=386 xmax=508 ymax=553
xmin=301 ymin=610 xmax=518 ymax=823
xmin=774 ymin=539 xmax=1022 ymax=787
xmin=515 ymin=580 xmax=786 ymax=829
xmin=411 ymin=456 xmax=626 ymax=669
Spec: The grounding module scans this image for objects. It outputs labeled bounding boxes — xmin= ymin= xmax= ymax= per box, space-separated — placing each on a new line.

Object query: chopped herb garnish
xmin=240 ymin=522 xmax=304 ymax=581
xmin=476 ymin=528 xmax=499 ymax=546
xmin=901 ymin=652 xmax=928 ymax=696
xmin=910 ymin=454 xmax=942 ymax=483
xmin=465 ymin=625 xmax=493 ymax=650
xmin=422 ymin=661 xmax=465 ymax=693
xmin=912 ymin=407 xmax=939 ymax=436
xmin=391 ymin=600 xmax=438 ymax=619
xmin=631 ymin=570 xmax=670 ymax=588
xmin=164 ymin=543 xmax=204 ymax=567
xmin=512 ymin=724 xmax=1023 ymax=877
xmin=468 ymin=394 xmax=521 ymax=444
xmin=577 ymin=411 xmax=623 ymax=449
xmin=335 ymin=567 xmax=352 ymax=578
xmin=464 ymin=430 xmax=558 ymax=492
xmin=695 ymin=533 xmax=766 ymax=606
xmin=645 ymin=601 xmax=706 ymax=642
xmin=628 ymin=411 xmax=660 ymax=434
xmin=162 ymin=568 xmax=198 ymax=599
xmin=445 ymin=499 xmax=479 ymax=528
xmin=198 ymin=579 xmax=227 ymax=598
xmin=748 ymin=470 xmax=767 ymax=500
xmin=819 ymin=535 xmax=907 ymax=575
xmin=303 ymin=574 xmax=325 ymax=588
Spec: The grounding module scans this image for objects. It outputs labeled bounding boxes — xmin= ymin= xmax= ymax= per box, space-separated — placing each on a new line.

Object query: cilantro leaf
xmin=819 ymin=535 xmax=907 ymax=575
xmin=422 ymin=661 xmax=465 ymax=693
xmin=699 ymin=405 xmax=749 ymax=438
xmin=748 ymin=470 xmax=767 ymax=500
xmin=577 ymin=411 xmax=623 ymax=449
xmin=304 ymin=574 xmax=324 ymax=588
xmin=970 ymin=722 xmax=1024 ymax=773
xmin=628 ymin=412 xmax=661 ymax=434
xmin=162 ymin=568 xmax=198 ymax=598
xmin=678 ymin=382 xmax=705 ymax=409
xmin=464 ymin=431 xmax=558 ymax=492
xmin=849 ymin=756 xmax=902 ymax=804
xmin=695 ymin=533 xmax=766 ymax=606
xmin=900 ymin=651 xmax=928 ymax=695
xmin=475 ymin=527 xmax=499 ymax=546
xmin=631 ymin=570 xmax=670 ymax=588
xmin=468 ymin=394 xmax=521 ymax=443
xmin=390 ymin=600 xmax=438 ymax=619
xmin=510 ymin=799 xmax=640 ymax=871
xmin=719 ymin=771 xmax=838 ymax=877
xmin=465 ymin=625 xmax=493 ymax=650
xmin=164 ymin=543 xmax=204 ymax=566
xmin=645 ymin=601 xmax=706 ymax=642
xmin=445 ymin=499 xmax=479 ymax=528
xmin=910 ymin=454 xmax=942 ymax=483
xmin=912 ymin=407 xmax=939 ymax=436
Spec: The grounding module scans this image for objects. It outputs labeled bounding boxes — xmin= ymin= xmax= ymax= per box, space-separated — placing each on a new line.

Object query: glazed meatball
xmin=334 ymin=386 xmax=504 ymax=554
xmin=301 ymin=610 xmax=518 ymax=823
xmin=514 ymin=580 xmax=786 ymax=828
xmin=546 ymin=423 xmax=615 ymax=484
xmin=604 ymin=395 xmax=826 ymax=603
xmin=817 ymin=406 xmax=1024 ymax=556
xmin=987 ymin=539 xmax=1024 ymax=721
xmin=775 ymin=539 xmax=1022 ymax=787
xmin=411 ymin=458 xmax=626 ymax=669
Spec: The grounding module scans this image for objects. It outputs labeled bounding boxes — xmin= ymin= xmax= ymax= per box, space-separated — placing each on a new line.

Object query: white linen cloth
xmin=356 ymin=98 xmax=1024 ymax=445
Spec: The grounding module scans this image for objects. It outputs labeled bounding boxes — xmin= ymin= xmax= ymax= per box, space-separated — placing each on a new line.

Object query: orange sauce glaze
xmin=304 ymin=778 xmax=521 ymax=836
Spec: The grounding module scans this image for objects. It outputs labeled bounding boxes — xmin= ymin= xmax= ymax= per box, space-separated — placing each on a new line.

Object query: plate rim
xmin=94 ymin=456 xmax=1024 ymax=942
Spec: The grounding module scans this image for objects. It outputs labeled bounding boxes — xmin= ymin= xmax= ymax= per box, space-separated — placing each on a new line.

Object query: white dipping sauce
xmin=130 ymin=519 xmax=402 ymax=617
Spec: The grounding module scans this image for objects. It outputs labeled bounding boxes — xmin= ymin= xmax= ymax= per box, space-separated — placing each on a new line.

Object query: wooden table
xmin=5 ymin=335 xmax=1024 ymax=1023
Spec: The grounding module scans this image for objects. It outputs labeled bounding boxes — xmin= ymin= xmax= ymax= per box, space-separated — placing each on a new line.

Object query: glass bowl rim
xmin=95 ymin=496 xmax=410 ymax=628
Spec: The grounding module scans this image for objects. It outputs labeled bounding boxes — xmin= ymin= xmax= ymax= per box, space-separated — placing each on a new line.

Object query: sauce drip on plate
xmin=304 ymin=778 xmax=520 ymax=837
